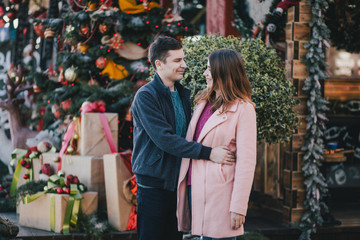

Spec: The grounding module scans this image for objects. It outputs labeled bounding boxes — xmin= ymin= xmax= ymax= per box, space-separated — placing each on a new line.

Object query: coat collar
xmin=191 ymin=100 xmax=239 ymax=143
xmin=151 ymin=72 xmax=186 ymax=96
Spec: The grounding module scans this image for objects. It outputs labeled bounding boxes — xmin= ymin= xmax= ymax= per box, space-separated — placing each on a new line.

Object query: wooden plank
xmin=291 ymin=133 xmax=306 ymax=151
xmin=292 ymin=59 xmax=308 ymax=79
xmin=285 ymin=60 xmax=309 ymax=80
xmin=283 ymin=169 xmax=305 ymax=190
xmin=286 ymin=41 xmax=308 ymax=60
xmin=283 ymin=206 xmax=306 ymax=224
xmin=254 ymin=141 xmax=266 ymax=192
xmin=265 ymin=143 xmax=281 ymax=198
xmin=284 ymin=151 xmax=304 ymax=171
xmin=324 ymin=79 xmax=360 ymax=101
xmin=284 ymin=188 xmax=306 ymax=208
xmin=287 ymin=2 xmax=312 ymax=23
xmin=285 ymin=22 xmax=311 ymax=41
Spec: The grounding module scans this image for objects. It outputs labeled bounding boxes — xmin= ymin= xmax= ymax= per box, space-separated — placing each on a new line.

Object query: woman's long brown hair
xmin=195 ymin=49 xmax=252 ymax=113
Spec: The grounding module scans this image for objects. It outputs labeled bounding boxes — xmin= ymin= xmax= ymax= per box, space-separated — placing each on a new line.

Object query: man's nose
xmin=181 ymin=60 xmax=187 ymax=68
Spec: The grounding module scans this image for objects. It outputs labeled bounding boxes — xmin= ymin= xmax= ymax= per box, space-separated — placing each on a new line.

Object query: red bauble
xmin=73 ymin=176 xmax=79 ymax=184
xmin=65 ymin=188 xmax=70 ymax=194
xmin=41 ymin=163 xmax=53 ymax=176
xmin=99 ymin=24 xmax=109 ymax=34
xmin=96 ymin=56 xmax=107 ymax=69
xmin=23 ymin=174 xmax=29 ymax=179
xmin=20 ymin=159 xmax=27 ymax=167
xmin=61 ymin=100 xmax=72 ymax=111
xmin=25 ymin=163 xmax=31 ymax=169
xmin=56 ymin=187 xmax=63 ymax=194
xmin=79 ymin=25 xmax=89 ymax=36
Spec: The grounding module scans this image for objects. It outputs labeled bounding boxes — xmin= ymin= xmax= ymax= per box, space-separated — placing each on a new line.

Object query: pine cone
xmin=0 ymin=217 xmax=19 ymax=238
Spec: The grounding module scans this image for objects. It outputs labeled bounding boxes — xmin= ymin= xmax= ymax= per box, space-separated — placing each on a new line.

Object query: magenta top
xmin=188 ymin=101 xmax=214 ymax=185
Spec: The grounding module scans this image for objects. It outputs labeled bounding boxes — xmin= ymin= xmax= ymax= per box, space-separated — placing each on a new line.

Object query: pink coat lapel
xmin=192 ymin=101 xmax=239 ymax=143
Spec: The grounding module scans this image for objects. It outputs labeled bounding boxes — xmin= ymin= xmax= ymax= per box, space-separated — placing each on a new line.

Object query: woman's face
xmin=203 ymin=60 xmax=213 ymax=89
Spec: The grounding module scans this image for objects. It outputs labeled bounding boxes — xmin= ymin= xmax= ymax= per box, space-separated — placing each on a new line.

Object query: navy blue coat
xmin=131 ymin=73 xmax=212 ymax=191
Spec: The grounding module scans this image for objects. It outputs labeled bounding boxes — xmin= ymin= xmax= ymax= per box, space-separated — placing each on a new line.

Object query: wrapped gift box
xmin=103 ymin=153 xmax=133 ymax=231
xmin=61 ymin=155 xmax=106 ymax=206
xmin=19 ymin=192 xmax=98 ymax=233
xmin=80 ymin=113 xmax=118 ymax=156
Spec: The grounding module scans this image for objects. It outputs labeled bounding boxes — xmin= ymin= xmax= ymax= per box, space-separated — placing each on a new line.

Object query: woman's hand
xmin=231 ymin=212 xmax=245 ymax=230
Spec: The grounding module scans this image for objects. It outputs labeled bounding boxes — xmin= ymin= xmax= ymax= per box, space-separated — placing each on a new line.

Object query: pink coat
xmin=177 ymin=100 xmax=257 ymax=238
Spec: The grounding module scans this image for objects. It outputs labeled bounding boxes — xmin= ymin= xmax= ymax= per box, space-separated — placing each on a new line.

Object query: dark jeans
xmin=137 ymin=186 xmax=182 ymax=240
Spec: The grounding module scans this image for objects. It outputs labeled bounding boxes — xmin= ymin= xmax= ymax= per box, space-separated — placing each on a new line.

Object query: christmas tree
xmin=27 ymin=0 xmax=196 ymax=151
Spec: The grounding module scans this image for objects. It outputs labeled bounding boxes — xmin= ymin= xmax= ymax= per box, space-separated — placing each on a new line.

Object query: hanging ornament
xmin=96 ymin=56 xmax=107 ymax=69
xmin=79 ymin=24 xmax=90 ymax=36
xmin=101 ymin=58 xmax=129 ymax=80
xmin=64 ymin=66 xmax=78 ymax=82
xmin=99 ymin=23 xmax=109 ymax=34
xmin=61 ymin=100 xmax=72 ymax=111
xmin=88 ymin=1 xmax=98 ymax=11
xmin=162 ymin=8 xmax=184 ymax=23
xmin=101 ymin=33 xmax=124 ymax=50
xmin=88 ymin=77 xmax=99 ymax=86
xmin=118 ymin=0 xmax=160 ymax=14
xmin=78 ymin=44 xmax=89 ymax=53
xmin=267 ymin=23 xmax=277 ymax=33
xmin=44 ymin=28 xmax=55 ymax=38
xmin=101 ymin=33 xmax=147 ymax=60
xmin=33 ymin=83 xmax=41 ymax=93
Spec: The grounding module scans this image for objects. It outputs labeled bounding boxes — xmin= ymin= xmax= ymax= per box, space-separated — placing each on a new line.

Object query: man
xmin=131 ymin=37 xmax=235 ymax=240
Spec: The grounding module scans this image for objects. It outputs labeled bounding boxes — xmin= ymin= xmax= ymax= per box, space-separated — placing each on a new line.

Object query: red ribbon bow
xmin=80 ymin=100 xmax=106 ymax=113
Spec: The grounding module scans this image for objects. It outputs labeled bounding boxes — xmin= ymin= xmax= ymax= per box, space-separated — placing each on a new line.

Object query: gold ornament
xmin=101 ymin=58 xmax=129 ymax=80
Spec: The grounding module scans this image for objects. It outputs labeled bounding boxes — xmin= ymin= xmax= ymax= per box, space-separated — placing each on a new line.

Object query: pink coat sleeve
xmin=229 ymin=102 xmax=257 ymax=216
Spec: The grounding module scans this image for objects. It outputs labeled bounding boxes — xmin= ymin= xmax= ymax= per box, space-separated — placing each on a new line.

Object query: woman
xmin=177 ymin=49 xmax=257 ymax=240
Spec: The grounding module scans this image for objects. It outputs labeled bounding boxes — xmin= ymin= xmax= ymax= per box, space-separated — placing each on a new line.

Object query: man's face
xmin=155 ymin=49 xmax=187 ymax=82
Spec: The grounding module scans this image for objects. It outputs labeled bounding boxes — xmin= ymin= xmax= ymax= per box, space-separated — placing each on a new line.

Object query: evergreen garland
xmin=299 ymin=0 xmax=330 ymax=239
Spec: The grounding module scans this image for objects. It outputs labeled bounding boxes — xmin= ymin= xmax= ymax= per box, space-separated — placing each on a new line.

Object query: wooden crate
xmin=284 ymin=151 xmax=304 ymax=171
xmin=287 ymin=1 xmax=312 ymax=23
xmin=293 ymin=96 xmax=308 ymax=115
xmin=286 ymin=22 xmax=311 ymax=41
xmin=254 ymin=142 xmax=281 ymax=198
xmin=296 ymin=115 xmax=307 ymax=134
xmin=284 ymin=188 xmax=306 ymax=208
xmin=285 ymin=59 xmax=309 ymax=79
xmin=283 ymin=206 xmax=306 ymax=224
xmin=286 ymin=41 xmax=308 ymax=60
xmin=291 ymin=133 xmax=306 ymax=151
xmin=292 ymin=78 xmax=307 ymax=97
xmin=283 ymin=169 xmax=305 ymax=190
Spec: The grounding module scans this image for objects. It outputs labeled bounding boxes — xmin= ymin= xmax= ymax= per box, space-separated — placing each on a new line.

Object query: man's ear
xmin=155 ymin=60 xmax=162 ymax=70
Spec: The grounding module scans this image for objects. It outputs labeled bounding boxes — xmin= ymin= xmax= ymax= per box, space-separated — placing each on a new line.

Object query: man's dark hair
xmin=148 ymin=36 xmax=182 ymax=69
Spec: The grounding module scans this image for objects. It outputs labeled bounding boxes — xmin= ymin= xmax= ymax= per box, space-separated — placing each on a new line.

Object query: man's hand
xmin=231 ymin=212 xmax=245 ymax=230
xmin=209 ymin=146 xmax=235 ymax=165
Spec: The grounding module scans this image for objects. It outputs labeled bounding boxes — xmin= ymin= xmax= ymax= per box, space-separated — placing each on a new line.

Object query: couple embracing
xmin=131 ymin=37 xmax=256 ymax=240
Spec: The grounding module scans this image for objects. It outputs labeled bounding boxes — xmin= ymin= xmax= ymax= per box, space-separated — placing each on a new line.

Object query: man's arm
xmin=132 ymin=90 xmax=234 ymax=163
